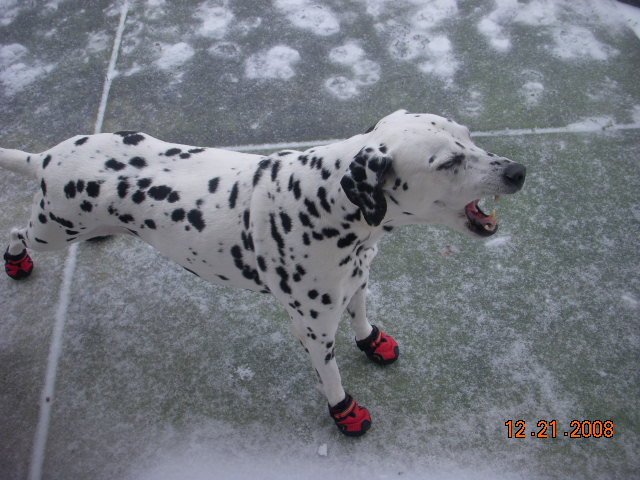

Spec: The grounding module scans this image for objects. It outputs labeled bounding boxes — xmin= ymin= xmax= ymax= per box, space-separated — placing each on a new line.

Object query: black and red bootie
xmin=356 ymin=325 xmax=399 ymax=365
xmin=329 ymin=393 xmax=371 ymax=437
xmin=4 ymin=249 xmax=34 ymax=280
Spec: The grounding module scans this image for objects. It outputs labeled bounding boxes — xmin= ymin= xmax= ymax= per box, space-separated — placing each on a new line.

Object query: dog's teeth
xmin=484 ymin=224 xmax=493 ymax=231
xmin=489 ymin=210 xmax=497 ymax=219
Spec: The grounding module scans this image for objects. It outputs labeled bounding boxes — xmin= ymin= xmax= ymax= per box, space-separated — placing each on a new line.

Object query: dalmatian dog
xmin=0 ymin=110 xmax=525 ymax=436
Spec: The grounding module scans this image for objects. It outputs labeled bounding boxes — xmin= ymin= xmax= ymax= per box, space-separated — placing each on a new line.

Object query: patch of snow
xmin=520 ymin=81 xmax=545 ymax=106
xmin=375 ymin=1 xmax=459 ymax=84
xmin=208 ymin=42 xmax=242 ymax=59
xmin=274 ymin=0 xmax=340 ymax=36
xmin=484 ymin=236 xmax=511 ymax=249
xmin=565 ymin=116 xmax=616 ymax=132
xmin=317 ymin=443 xmax=328 ymax=456
xmin=245 ymin=45 xmax=301 ymax=80
xmin=324 ymin=76 xmax=359 ymax=100
xmin=615 ymin=1 xmax=640 ymax=40
xmin=196 ymin=2 xmax=235 ymax=39
xmin=0 ymin=44 xmax=55 ymax=97
xmin=632 ymin=105 xmax=640 ymax=124
xmin=325 ymin=42 xmax=380 ymax=99
xmin=550 ymin=25 xmax=617 ymax=61
xmin=621 ymin=293 xmax=639 ymax=309
xmin=0 ymin=0 xmax=21 ymax=26
xmin=86 ymin=31 xmax=111 ymax=53
xmin=235 ymin=366 xmax=255 ymax=381
xmin=155 ymin=42 xmax=195 ymax=71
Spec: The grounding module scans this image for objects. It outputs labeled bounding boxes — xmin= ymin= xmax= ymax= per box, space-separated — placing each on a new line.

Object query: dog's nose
xmin=503 ymin=163 xmax=526 ymax=190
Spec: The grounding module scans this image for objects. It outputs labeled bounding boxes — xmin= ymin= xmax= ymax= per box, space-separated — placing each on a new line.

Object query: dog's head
xmin=341 ymin=110 xmax=526 ymax=238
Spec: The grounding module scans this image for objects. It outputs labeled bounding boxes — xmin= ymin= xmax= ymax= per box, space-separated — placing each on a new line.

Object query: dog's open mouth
xmin=465 ymin=197 xmax=499 ymax=237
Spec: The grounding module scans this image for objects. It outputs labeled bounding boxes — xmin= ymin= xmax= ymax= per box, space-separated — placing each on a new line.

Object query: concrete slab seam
xmin=223 ymin=122 xmax=640 ymax=153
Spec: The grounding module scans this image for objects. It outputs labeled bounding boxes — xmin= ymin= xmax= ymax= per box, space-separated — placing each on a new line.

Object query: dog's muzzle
xmin=465 ymin=162 xmax=526 ymax=237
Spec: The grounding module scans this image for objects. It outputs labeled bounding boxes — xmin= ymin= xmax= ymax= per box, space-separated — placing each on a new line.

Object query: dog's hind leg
xmin=4 ymin=228 xmax=34 ymax=280
xmin=4 ymin=199 xmax=75 ymax=279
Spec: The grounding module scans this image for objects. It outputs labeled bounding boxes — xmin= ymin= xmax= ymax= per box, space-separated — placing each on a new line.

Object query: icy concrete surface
xmin=1 ymin=0 xmax=639 ymax=479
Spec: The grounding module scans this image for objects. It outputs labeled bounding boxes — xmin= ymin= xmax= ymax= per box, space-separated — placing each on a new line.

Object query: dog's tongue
xmin=465 ymin=200 xmax=498 ymax=233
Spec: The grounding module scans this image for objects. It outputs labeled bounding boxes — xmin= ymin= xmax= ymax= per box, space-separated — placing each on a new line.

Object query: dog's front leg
xmin=347 ymin=279 xmax=400 ymax=366
xmin=290 ymin=311 xmax=371 ymax=436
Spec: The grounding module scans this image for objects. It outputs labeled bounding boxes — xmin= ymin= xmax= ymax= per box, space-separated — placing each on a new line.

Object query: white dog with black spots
xmin=0 ymin=110 xmax=525 ymax=436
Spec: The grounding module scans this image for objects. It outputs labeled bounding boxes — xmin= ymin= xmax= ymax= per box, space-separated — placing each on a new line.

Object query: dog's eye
xmin=436 ymin=154 xmax=465 ymax=171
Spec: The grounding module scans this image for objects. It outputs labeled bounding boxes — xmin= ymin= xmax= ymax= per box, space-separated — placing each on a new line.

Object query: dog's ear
xmin=340 ymin=146 xmax=393 ymax=227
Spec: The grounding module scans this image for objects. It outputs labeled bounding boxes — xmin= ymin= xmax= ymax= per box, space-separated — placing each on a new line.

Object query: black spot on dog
xmin=270 ymin=214 xmax=285 ymax=252
xmin=279 ymin=212 xmax=292 ymax=233
xmin=208 ymin=177 xmax=220 ymax=193
xmin=310 ymin=310 xmax=318 ymax=319
xmin=189 ymin=148 xmax=205 ymax=154
xmin=75 ymin=137 xmax=89 ymax=146
xmin=40 ymin=179 xmax=47 ymax=196
xmin=288 ymin=175 xmax=301 ymax=200
xmin=117 ymin=180 xmax=129 ymax=199
xmin=321 ymin=169 xmax=331 ymax=180
xmin=64 ymin=181 xmax=76 ymax=199
xmin=38 ymin=214 xmax=47 ymax=224
xmin=105 ymin=158 xmax=126 ymax=171
xmin=172 ymin=208 xmax=185 ymax=222
xmin=132 ymin=191 xmax=146 ymax=204
xmin=167 ymin=191 xmax=180 ymax=203
xmin=229 ymin=182 xmax=239 ymax=209
xmin=179 ymin=153 xmax=190 ymax=159
xmin=302 ymin=232 xmax=310 ymax=246
xmin=80 ymin=201 xmax=93 ymax=212
xmin=337 ymin=233 xmax=358 ymax=248
xmin=165 ymin=148 xmax=182 ymax=156
xmin=308 ymin=290 xmax=319 ymax=299
xmin=253 ymin=158 xmax=272 ymax=186
xmin=76 ymin=180 xmax=85 ymax=193
xmin=304 ymin=199 xmax=320 ymax=218
xmin=299 ymin=212 xmax=314 ymax=228
xmin=49 ymin=213 xmax=74 ymax=229
xmin=257 ymin=255 xmax=267 ymax=272
xmin=187 ymin=209 xmax=205 ymax=232
xmin=119 ymin=214 xmax=134 ymax=224
xmin=271 ymin=161 xmax=281 ymax=181
xmin=144 ymin=219 xmax=156 ymax=229
xmin=322 ymin=228 xmax=339 ymax=238
xmin=321 ymin=294 xmax=332 ymax=305
xmin=275 ymin=266 xmax=291 ymax=294
xmin=129 ymin=156 xmax=147 ymax=168
xmin=42 ymin=155 xmax=52 ymax=169
xmin=86 ymin=181 xmax=100 ymax=198
xmin=243 ymin=209 xmax=251 ymax=230
xmin=293 ymin=264 xmax=306 ymax=282
xmin=137 ymin=178 xmax=152 ymax=189
xmin=148 ymin=185 xmax=172 ymax=201
xmin=317 ymin=187 xmax=331 ymax=213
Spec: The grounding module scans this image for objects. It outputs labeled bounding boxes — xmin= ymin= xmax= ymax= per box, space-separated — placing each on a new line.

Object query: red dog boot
xmin=356 ymin=325 xmax=399 ymax=365
xmin=329 ymin=394 xmax=371 ymax=437
xmin=4 ymin=249 xmax=34 ymax=280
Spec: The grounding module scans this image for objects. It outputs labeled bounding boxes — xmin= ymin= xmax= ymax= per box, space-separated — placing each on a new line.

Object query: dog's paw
xmin=4 ymin=249 xmax=34 ymax=280
xmin=329 ymin=394 xmax=371 ymax=437
xmin=356 ymin=325 xmax=399 ymax=365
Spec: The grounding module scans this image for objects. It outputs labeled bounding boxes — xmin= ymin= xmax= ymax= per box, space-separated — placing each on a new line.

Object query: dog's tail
xmin=0 ymin=148 xmax=38 ymax=178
